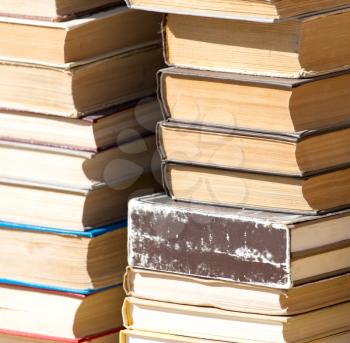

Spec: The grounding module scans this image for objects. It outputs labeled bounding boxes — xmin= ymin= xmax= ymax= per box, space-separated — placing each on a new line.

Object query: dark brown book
xmin=125 ymin=0 xmax=350 ymax=22
xmin=158 ymin=67 xmax=350 ymax=133
xmin=129 ymin=194 xmax=350 ymax=289
xmin=163 ymin=11 xmax=350 ymax=78
xmin=158 ymin=121 xmax=350 ymax=176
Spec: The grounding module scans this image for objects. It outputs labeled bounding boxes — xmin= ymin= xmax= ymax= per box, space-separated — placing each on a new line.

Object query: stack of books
xmin=122 ymin=1 xmax=350 ymax=342
xmin=0 ymin=1 xmax=163 ymax=342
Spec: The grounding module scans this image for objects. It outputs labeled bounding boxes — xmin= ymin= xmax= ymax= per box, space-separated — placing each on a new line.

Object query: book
xmin=158 ymin=121 xmax=350 ymax=176
xmin=0 ymin=7 xmax=161 ymax=64
xmin=0 ymin=220 xmax=127 ymax=292
xmin=0 ymin=172 xmax=160 ymax=230
xmin=0 ymin=329 xmax=120 ymax=343
xmin=125 ymin=268 xmax=350 ymax=315
xmin=0 ymin=0 xmax=123 ymax=22
xmin=0 ymin=284 xmax=123 ymax=339
xmin=123 ymin=297 xmax=350 ymax=343
xmin=0 ymin=98 xmax=161 ymax=151
xmin=0 ymin=42 xmax=162 ymax=118
xmin=158 ymin=67 xmax=350 ymax=134
xmin=163 ymin=162 xmax=350 ymax=213
xmin=125 ymin=0 xmax=350 ymax=22
xmin=0 ymin=134 xmax=158 ymax=189
xmin=163 ymin=11 xmax=350 ymax=78
xmin=128 ymin=194 xmax=350 ymax=288
xmin=120 ymin=329 xmax=350 ymax=343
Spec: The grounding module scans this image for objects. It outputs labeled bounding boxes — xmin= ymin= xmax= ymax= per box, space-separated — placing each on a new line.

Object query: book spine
xmin=122 ymin=298 xmax=133 ymax=329
xmin=162 ymin=16 xmax=171 ymax=67
xmin=128 ymin=198 xmax=291 ymax=288
xmin=157 ymin=69 xmax=171 ymax=120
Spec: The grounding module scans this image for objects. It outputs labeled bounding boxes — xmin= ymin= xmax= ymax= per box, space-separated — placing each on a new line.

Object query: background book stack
xmin=123 ymin=1 xmax=350 ymax=342
xmin=0 ymin=1 xmax=163 ymax=342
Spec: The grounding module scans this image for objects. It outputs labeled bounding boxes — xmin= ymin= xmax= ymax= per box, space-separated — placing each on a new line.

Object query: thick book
xmin=125 ymin=268 xmax=350 ymax=315
xmin=123 ymin=297 xmax=350 ymax=343
xmin=158 ymin=121 xmax=350 ymax=176
xmin=125 ymin=0 xmax=350 ymax=22
xmin=0 ymin=220 xmax=127 ymax=292
xmin=0 ymin=329 xmax=120 ymax=343
xmin=0 ymin=134 xmax=158 ymax=190
xmin=128 ymin=194 xmax=350 ymax=288
xmin=0 ymin=172 xmax=161 ymax=230
xmin=164 ymin=11 xmax=350 ymax=78
xmin=0 ymin=42 xmax=162 ymax=118
xmin=163 ymin=162 xmax=350 ymax=213
xmin=0 ymin=98 xmax=161 ymax=151
xmin=158 ymin=67 xmax=350 ymax=134
xmin=0 ymin=284 xmax=123 ymax=339
xmin=0 ymin=0 xmax=123 ymax=22
xmin=0 ymin=7 xmax=161 ymax=64
xmin=120 ymin=329 xmax=350 ymax=343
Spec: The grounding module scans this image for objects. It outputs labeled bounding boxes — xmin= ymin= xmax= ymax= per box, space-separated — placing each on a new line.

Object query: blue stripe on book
xmin=0 ymin=219 xmax=127 ymax=238
xmin=0 ymin=278 xmax=123 ymax=295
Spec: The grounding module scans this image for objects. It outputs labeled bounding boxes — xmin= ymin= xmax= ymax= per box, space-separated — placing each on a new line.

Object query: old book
xmin=0 ymin=329 xmax=120 ymax=343
xmin=0 ymin=284 xmax=123 ymax=339
xmin=158 ymin=121 xmax=350 ymax=176
xmin=163 ymin=162 xmax=350 ymax=213
xmin=125 ymin=268 xmax=350 ymax=315
xmin=129 ymin=194 xmax=350 ymax=288
xmin=123 ymin=297 xmax=350 ymax=343
xmin=0 ymin=42 xmax=162 ymax=118
xmin=0 ymin=172 xmax=160 ymax=230
xmin=0 ymin=0 xmax=123 ymax=21
xmin=125 ymin=0 xmax=350 ymax=22
xmin=0 ymin=7 xmax=161 ymax=64
xmin=120 ymin=329 xmax=350 ymax=343
xmin=0 ymin=134 xmax=157 ymax=189
xmin=159 ymin=67 xmax=350 ymax=134
xmin=164 ymin=11 xmax=350 ymax=78
xmin=0 ymin=221 xmax=126 ymax=292
xmin=0 ymin=99 xmax=161 ymax=151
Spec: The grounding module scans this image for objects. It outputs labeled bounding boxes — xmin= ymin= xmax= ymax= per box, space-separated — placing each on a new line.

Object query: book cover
xmin=128 ymin=194 xmax=350 ymax=288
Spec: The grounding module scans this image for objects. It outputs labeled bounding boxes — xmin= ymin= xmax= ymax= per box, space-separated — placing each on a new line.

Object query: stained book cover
xmin=128 ymin=194 xmax=350 ymax=289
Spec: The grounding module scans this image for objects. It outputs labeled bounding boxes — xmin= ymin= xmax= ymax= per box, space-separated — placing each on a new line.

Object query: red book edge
xmin=0 ymin=328 xmax=123 ymax=342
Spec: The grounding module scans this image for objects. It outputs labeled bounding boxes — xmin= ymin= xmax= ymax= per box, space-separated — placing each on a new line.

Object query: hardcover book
xmin=125 ymin=0 xmax=350 ymax=22
xmin=128 ymin=194 xmax=350 ymax=288
xmin=120 ymin=329 xmax=350 ymax=343
xmin=158 ymin=67 xmax=350 ymax=134
xmin=0 ymin=171 xmax=161 ymax=230
xmin=0 ymin=7 xmax=161 ymax=64
xmin=162 ymin=162 xmax=350 ymax=213
xmin=123 ymin=297 xmax=350 ymax=343
xmin=0 ymin=220 xmax=127 ymax=292
xmin=158 ymin=121 xmax=350 ymax=176
xmin=163 ymin=10 xmax=350 ymax=78
xmin=0 ymin=284 xmax=124 ymax=339
xmin=0 ymin=134 xmax=158 ymax=189
xmin=125 ymin=268 xmax=350 ymax=315
xmin=0 ymin=42 xmax=163 ymax=118
xmin=0 ymin=329 xmax=120 ymax=343
xmin=0 ymin=0 xmax=123 ymax=22
xmin=0 ymin=98 xmax=162 ymax=151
